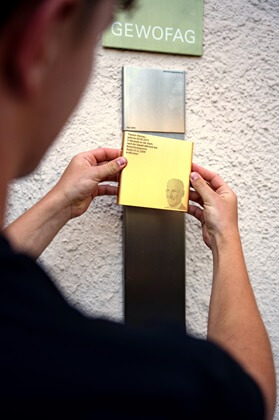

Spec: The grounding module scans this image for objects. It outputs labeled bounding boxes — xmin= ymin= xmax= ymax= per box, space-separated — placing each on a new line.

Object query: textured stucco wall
xmin=5 ymin=0 xmax=279 ymax=416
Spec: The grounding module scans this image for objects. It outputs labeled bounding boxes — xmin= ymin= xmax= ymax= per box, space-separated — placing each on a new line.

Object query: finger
xmin=94 ymin=157 xmax=127 ymax=182
xmin=189 ymin=190 xmax=203 ymax=206
xmin=190 ymin=172 xmax=215 ymax=203
xmin=97 ymin=165 xmax=121 ymax=182
xmin=86 ymin=148 xmax=122 ymax=165
xmin=100 ymin=173 xmax=119 ymax=182
xmin=97 ymin=185 xmax=118 ymax=196
xmin=192 ymin=163 xmax=226 ymax=190
xmin=187 ymin=204 xmax=203 ymax=223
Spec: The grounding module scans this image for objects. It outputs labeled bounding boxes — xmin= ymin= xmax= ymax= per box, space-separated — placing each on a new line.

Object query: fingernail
xmin=191 ymin=172 xmax=200 ymax=181
xmin=117 ymin=157 xmax=127 ymax=167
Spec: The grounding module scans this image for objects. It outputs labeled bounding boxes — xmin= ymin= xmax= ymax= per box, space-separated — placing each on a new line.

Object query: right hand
xmin=52 ymin=148 xmax=127 ymax=220
xmin=188 ymin=163 xmax=239 ymax=249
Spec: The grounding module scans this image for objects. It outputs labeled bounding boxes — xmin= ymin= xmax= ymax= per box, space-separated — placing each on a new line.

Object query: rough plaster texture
xmin=5 ymin=0 xmax=279 ymax=416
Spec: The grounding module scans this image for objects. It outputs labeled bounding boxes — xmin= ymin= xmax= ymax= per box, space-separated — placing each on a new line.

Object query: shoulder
xmin=0 ymin=234 xmax=68 ymax=309
xmin=0 ymin=236 xmax=265 ymax=418
xmin=111 ymin=328 xmax=265 ymax=418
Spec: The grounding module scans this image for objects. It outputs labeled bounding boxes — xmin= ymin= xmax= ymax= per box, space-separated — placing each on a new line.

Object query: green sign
xmin=102 ymin=0 xmax=203 ymax=56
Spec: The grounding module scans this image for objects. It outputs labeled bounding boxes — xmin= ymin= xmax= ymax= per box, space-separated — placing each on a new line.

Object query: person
xmin=166 ymin=178 xmax=187 ymax=210
xmin=0 ymin=0 xmax=276 ymax=418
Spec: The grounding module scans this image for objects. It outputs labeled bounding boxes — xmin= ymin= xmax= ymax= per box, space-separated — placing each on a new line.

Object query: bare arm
xmin=188 ymin=164 xmax=276 ymax=420
xmin=4 ymin=148 xmax=127 ymax=259
xmin=4 ymin=188 xmax=71 ymax=259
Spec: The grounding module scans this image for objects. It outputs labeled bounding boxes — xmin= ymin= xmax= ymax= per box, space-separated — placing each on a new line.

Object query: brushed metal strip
xmin=123 ymin=67 xmax=185 ymax=134
xmin=122 ymin=66 xmax=186 ymax=327
xmin=124 ymin=207 xmax=185 ymax=327
xmin=141 ymin=132 xmax=184 ymax=140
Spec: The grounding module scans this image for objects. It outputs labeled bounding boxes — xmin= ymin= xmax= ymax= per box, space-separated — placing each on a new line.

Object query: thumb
xmin=95 ymin=157 xmax=127 ymax=181
xmin=190 ymin=172 xmax=214 ymax=203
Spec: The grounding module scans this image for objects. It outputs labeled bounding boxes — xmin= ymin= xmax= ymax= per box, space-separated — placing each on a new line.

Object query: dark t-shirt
xmin=0 ymin=235 xmax=264 ymax=418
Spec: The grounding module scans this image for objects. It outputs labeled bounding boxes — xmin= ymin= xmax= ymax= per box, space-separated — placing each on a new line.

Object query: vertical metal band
xmin=122 ymin=67 xmax=186 ymax=327
xmin=124 ymin=207 xmax=185 ymax=326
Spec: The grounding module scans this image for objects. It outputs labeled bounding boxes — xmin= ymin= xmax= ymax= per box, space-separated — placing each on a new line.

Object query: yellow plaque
xmin=118 ymin=132 xmax=193 ymax=212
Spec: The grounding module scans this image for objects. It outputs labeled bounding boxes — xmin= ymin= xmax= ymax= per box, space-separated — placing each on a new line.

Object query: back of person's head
xmin=0 ymin=0 xmax=136 ymax=178
xmin=0 ymin=0 xmax=135 ymax=32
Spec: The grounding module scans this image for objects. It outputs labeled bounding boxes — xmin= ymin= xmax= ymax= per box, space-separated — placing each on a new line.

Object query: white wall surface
xmin=5 ymin=0 xmax=279 ymax=416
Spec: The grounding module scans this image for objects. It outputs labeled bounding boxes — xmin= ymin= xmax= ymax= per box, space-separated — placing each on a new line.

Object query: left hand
xmin=52 ymin=148 xmax=127 ymax=219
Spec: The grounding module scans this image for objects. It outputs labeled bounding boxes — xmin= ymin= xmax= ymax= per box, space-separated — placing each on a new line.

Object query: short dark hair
xmin=118 ymin=0 xmax=136 ymax=9
xmin=0 ymin=0 xmax=136 ymax=32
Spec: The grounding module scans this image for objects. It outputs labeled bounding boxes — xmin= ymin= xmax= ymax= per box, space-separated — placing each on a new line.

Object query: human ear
xmin=4 ymin=0 xmax=77 ymax=97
